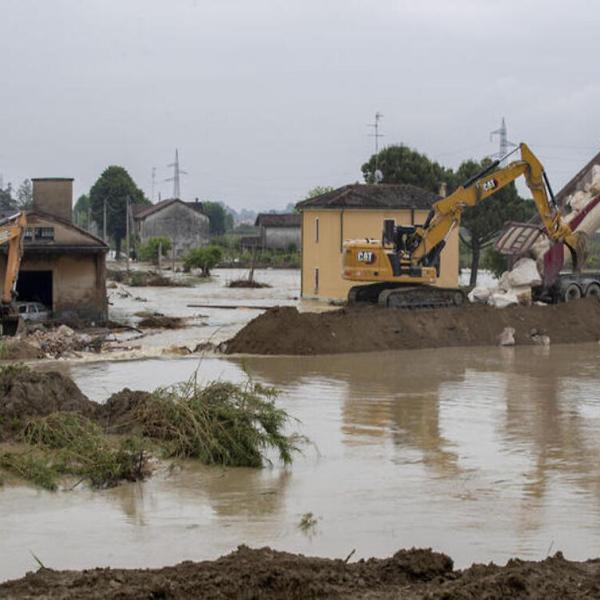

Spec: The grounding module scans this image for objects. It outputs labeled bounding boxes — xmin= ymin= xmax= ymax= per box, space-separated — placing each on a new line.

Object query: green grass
xmin=4 ymin=412 xmax=149 ymax=490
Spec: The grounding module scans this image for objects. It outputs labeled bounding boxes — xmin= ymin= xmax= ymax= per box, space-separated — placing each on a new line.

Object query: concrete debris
xmin=498 ymin=327 xmax=516 ymax=346
xmin=471 ymin=258 xmax=540 ymax=308
xmin=530 ymin=328 xmax=550 ymax=346
xmin=20 ymin=326 xmax=105 ymax=358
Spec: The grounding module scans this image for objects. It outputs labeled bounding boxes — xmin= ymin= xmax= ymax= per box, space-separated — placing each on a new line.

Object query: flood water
xmin=3 ymin=342 xmax=600 ymax=580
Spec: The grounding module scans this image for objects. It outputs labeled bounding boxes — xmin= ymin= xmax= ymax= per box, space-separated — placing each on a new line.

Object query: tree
xmin=184 ymin=246 xmax=223 ymax=277
xmin=203 ymin=201 xmax=234 ymax=235
xmin=89 ymin=166 xmax=149 ymax=258
xmin=15 ymin=179 xmax=32 ymax=210
xmin=305 ymin=186 xmax=334 ymax=200
xmin=453 ymin=158 xmax=536 ymax=286
xmin=138 ymin=236 xmax=172 ymax=264
xmin=0 ymin=183 xmax=16 ymax=212
xmin=361 ymin=145 xmax=452 ymax=193
xmin=74 ymin=194 xmax=90 ymax=228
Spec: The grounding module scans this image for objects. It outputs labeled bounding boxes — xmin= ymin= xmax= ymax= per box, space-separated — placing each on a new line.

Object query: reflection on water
xmin=3 ymin=343 xmax=600 ymax=580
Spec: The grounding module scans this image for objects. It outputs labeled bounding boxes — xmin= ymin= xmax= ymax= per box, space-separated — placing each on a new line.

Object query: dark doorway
xmin=16 ymin=271 xmax=53 ymax=308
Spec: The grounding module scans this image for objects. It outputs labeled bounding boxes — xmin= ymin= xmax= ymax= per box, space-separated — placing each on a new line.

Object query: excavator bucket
xmin=567 ymin=230 xmax=588 ymax=273
xmin=0 ymin=309 xmax=21 ymax=336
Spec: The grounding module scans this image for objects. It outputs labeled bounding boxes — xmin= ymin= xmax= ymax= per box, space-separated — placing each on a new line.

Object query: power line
xmin=490 ymin=117 xmax=517 ymax=164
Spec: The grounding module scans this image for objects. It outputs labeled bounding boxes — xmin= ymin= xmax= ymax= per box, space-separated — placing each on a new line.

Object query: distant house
xmin=295 ymin=183 xmax=459 ymax=301
xmin=133 ymin=198 xmax=209 ymax=258
xmin=254 ymin=213 xmax=301 ymax=250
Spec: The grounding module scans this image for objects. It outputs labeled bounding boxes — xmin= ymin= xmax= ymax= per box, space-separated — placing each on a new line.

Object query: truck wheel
xmin=563 ymin=283 xmax=582 ymax=302
xmin=585 ymin=282 xmax=600 ymax=298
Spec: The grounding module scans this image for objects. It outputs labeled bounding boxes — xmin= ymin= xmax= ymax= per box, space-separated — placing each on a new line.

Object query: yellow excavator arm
xmin=0 ymin=212 xmax=27 ymax=334
xmin=410 ymin=143 xmax=583 ymax=267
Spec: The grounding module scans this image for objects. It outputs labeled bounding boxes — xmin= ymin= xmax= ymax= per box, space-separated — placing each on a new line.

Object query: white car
xmin=15 ymin=302 xmax=50 ymax=321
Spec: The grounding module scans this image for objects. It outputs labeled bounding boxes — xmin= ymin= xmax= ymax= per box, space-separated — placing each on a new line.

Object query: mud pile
xmin=94 ymin=388 xmax=153 ymax=433
xmin=0 ymin=366 xmax=96 ymax=439
xmin=224 ymin=299 xmax=600 ymax=355
xmin=2 ymin=546 xmax=599 ymax=599
xmin=138 ymin=315 xmax=184 ymax=329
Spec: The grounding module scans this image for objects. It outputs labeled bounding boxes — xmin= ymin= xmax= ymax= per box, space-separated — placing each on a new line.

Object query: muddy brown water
xmin=3 ymin=343 xmax=600 ymax=582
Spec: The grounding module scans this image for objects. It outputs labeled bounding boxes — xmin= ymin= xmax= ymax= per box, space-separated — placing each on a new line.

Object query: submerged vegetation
xmin=0 ymin=365 xmax=300 ymax=490
xmin=133 ymin=380 xmax=298 ymax=467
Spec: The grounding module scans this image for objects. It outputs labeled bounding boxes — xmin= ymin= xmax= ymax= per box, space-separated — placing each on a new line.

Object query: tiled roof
xmin=295 ymin=184 xmax=439 ymax=210
xmin=255 ymin=213 xmax=301 ymax=227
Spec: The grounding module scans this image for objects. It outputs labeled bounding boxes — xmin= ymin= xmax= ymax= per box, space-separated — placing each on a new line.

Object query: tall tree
xmin=0 ymin=183 xmax=16 ymax=212
xmin=89 ymin=166 xmax=149 ymax=257
xmin=15 ymin=179 xmax=33 ymax=210
xmin=361 ymin=145 xmax=452 ymax=193
xmin=73 ymin=194 xmax=90 ymax=228
xmin=453 ymin=159 xmax=536 ymax=286
xmin=203 ymin=201 xmax=234 ymax=235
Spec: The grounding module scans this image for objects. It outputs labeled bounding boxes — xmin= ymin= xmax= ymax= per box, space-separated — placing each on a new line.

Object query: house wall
xmin=0 ymin=252 xmax=107 ymax=320
xmin=139 ymin=203 xmax=209 ymax=257
xmin=263 ymin=226 xmax=301 ymax=250
xmin=300 ymin=208 xmax=459 ymax=301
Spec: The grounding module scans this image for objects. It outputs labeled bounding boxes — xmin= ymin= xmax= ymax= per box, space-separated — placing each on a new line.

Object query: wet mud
xmin=1 ymin=546 xmax=599 ymax=599
xmin=224 ymin=298 xmax=600 ymax=355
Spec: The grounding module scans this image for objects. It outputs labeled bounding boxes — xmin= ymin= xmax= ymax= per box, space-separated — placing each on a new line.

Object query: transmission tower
xmin=490 ymin=117 xmax=517 ymax=163
xmin=166 ymin=149 xmax=187 ymax=199
xmin=367 ymin=111 xmax=384 ymax=181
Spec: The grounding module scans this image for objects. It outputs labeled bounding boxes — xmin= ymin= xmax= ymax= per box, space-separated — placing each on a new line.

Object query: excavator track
xmin=348 ymin=284 xmax=465 ymax=309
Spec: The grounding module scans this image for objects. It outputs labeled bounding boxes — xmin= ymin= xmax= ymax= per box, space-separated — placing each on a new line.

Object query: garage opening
xmin=16 ymin=271 xmax=53 ymax=308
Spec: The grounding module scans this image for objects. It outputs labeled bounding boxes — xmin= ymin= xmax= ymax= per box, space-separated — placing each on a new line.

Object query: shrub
xmin=134 ymin=379 xmax=299 ymax=467
xmin=138 ymin=237 xmax=172 ymax=264
xmin=184 ymin=245 xmax=223 ymax=277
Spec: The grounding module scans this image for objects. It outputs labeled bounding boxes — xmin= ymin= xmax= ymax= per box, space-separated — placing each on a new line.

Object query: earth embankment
xmin=1 ymin=546 xmax=599 ymax=599
xmin=224 ymin=298 xmax=600 ymax=355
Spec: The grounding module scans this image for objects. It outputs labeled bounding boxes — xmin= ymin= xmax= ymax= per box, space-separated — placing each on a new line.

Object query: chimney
xmin=32 ymin=178 xmax=74 ymax=222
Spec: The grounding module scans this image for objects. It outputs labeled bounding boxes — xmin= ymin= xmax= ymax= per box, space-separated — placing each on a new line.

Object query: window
xmin=23 ymin=227 xmax=55 ymax=241
xmin=315 ymin=217 xmax=319 ymax=243
xmin=314 ymin=268 xmax=319 ymax=293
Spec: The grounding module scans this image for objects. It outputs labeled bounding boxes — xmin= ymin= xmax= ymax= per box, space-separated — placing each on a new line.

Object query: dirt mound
xmin=2 ymin=547 xmax=600 ymax=599
xmin=224 ymin=299 xmax=600 ymax=355
xmin=138 ymin=315 xmax=184 ymax=329
xmin=94 ymin=388 xmax=152 ymax=433
xmin=0 ymin=545 xmax=451 ymax=599
xmin=227 ymin=278 xmax=271 ymax=288
xmin=1 ymin=340 xmax=44 ymax=360
xmin=0 ymin=366 xmax=96 ymax=439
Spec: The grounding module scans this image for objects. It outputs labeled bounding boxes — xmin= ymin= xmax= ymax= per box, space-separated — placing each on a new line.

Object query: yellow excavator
xmin=0 ymin=212 xmax=27 ymax=335
xmin=343 ymin=143 xmax=586 ymax=308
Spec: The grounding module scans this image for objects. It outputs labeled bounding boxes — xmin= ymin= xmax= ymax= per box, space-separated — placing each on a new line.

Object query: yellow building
xmin=296 ymin=184 xmax=459 ymax=301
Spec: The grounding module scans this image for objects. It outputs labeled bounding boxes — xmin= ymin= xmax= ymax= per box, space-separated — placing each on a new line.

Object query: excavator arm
xmin=410 ymin=143 xmax=584 ymax=269
xmin=0 ymin=212 xmax=27 ymax=335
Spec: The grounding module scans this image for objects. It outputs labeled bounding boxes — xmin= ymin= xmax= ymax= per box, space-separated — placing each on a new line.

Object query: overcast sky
xmin=1 ymin=0 xmax=599 ymax=210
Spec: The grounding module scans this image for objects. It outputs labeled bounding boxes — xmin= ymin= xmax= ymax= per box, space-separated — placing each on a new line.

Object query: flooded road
xmin=3 ymin=342 xmax=600 ymax=580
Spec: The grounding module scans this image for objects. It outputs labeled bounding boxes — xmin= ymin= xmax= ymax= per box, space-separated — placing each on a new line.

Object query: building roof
xmin=555 ymin=149 xmax=600 ymax=208
xmin=133 ymin=198 xmax=206 ymax=220
xmin=255 ymin=213 xmax=301 ymax=227
xmin=295 ymin=184 xmax=439 ymax=210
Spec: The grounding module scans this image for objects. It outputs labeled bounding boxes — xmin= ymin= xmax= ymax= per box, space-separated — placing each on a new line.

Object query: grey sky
xmin=1 ymin=0 xmax=599 ymax=210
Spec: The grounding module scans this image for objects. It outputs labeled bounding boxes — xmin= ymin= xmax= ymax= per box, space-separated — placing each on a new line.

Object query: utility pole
xmin=87 ymin=203 xmax=91 ymax=232
xmin=151 ymin=167 xmax=157 ymax=202
xmin=103 ymin=198 xmax=107 ymax=243
xmin=166 ymin=149 xmax=187 ymax=199
xmin=125 ymin=196 xmax=130 ymax=271
xmin=490 ymin=117 xmax=517 ymax=164
xmin=368 ymin=111 xmax=384 ymax=181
